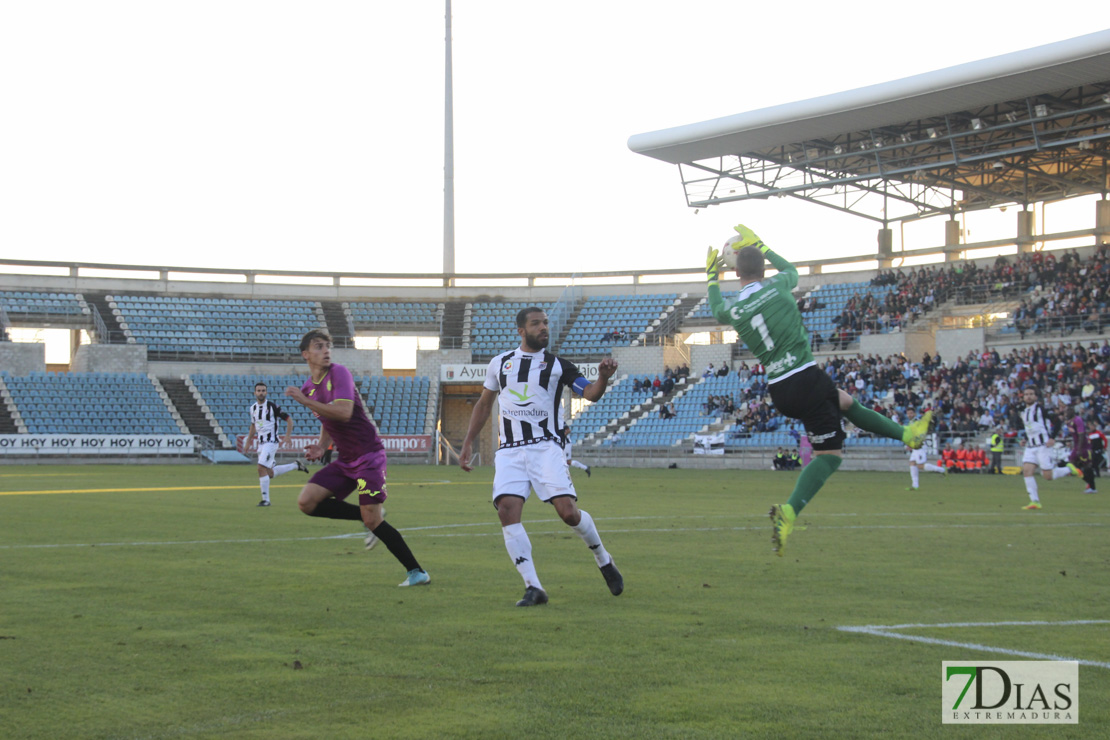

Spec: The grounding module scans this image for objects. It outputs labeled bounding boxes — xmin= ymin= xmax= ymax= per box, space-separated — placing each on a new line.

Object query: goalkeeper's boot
xmin=516 ymin=586 xmax=549 ymax=607
xmin=1022 ymin=501 xmax=1043 ymax=511
xmin=599 ymin=558 xmax=623 ymax=596
xmin=398 ymin=569 xmax=430 ymax=587
xmin=902 ymin=411 xmax=933 ymax=449
xmin=770 ymin=503 xmax=796 ymax=557
xmin=1067 ymin=463 xmax=1081 ymax=477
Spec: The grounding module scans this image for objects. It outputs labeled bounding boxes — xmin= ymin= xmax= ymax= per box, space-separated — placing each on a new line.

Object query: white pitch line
xmin=837 ymin=622 xmax=1110 ymax=670
xmin=1 ymin=520 xmax=1105 ymax=550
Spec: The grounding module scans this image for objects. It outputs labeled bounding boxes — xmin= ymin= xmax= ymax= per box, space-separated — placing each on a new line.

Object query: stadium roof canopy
xmin=628 ymin=30 xmax=1110 ymax=223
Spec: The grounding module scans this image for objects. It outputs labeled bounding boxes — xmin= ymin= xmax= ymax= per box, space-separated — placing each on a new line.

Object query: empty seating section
xmin=110 ymin=296 xmax=322 ymax=355
xmin=347 ymin=301 xmax=439 ymax=328
xmin=566 ymin=376 xmax=653 ymax=443
xmin=0 ymin=291 xmax=86 ymax=319
xmin=609 ymin=375 xmax=725 ymax=447
xmin=2 ymin=371 xmax=179 ymax=435
xmin=686 ymin=291 xmax=739 ymax=320
xmin=192 ymin=374 xmax=431 ymax=440
xmin=800 ymin=281 xmax=897 ymax=338
xmin=469 ymin=302 xmax=554 ymax=355
xmin=560 ymin=293 xmax=678 ymax=355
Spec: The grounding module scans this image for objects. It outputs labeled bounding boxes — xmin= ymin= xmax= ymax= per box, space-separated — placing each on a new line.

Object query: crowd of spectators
xmin=631 ymin=364 xmax=690 ymax=396
xmin=808 ymin=246 xmax=1110 ymax=348
xmin=714 ymin=339 xmax=1110 ymax=446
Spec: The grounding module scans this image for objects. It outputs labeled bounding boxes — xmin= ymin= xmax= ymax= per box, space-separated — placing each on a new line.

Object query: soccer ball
xmin=719 ymin=233 xmax=745 ymax=269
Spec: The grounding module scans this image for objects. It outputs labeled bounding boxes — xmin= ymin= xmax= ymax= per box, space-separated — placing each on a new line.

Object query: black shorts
xmin=768 ymin=365 xmax=844 ymax=451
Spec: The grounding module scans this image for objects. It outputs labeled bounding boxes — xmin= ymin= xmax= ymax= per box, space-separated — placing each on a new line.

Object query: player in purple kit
xmin=1061 ymin=405 xmax=1097 ymax=494
xmin=284 ymin=329 xmax=429 ymax=587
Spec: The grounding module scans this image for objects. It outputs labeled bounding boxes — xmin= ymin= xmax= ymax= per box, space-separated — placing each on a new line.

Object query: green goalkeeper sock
xmin=843 ymin=400 xmax=905 ymax=441
xmin=787 ymin=454 xmax=842 ymax=515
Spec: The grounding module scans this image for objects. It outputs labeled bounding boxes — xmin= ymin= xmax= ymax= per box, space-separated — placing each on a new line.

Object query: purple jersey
xmin=1068 ymin=415 xmax=1091 ymax=458
xmin=301 ymin=363 xmax=383 ymax=461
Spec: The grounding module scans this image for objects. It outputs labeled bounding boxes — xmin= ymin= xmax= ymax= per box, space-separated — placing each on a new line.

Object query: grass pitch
xmin=2 ymin=463 xmax=1108 ymax=739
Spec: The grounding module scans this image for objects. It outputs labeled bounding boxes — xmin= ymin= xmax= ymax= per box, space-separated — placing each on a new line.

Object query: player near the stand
xmin=906 ymin=445 xmax=947 ymax=490
xmin=1018 ymin=387 xmax=1080 ymax=510
xmin=459 ymin=307 xmax=622 ymax=607
xmin=242 ymin=382 xmax=307 ymax=507
xmin=1060 ymin=405 xmax=1097 ymax=494
xmin=561 ymin=423 xmax=591 ymax=477
xmin=284 ymin=329 xmax=429 ymax=587
xmin=705 ymin=224 xmax=932 ymax=556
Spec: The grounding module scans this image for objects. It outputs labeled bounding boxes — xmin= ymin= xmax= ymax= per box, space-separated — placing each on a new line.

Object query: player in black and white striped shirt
xmin=243 ymin=382 xmax=307 ymax=506
xmin=1019 ymin=386 xmax=1079 ymax=510
xmin=459 ymin=307 xmax=621 ymax=607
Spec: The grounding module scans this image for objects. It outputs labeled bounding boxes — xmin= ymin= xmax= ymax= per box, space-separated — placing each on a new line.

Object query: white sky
xmin=1 ymin=2 xmax=1107 ymax=277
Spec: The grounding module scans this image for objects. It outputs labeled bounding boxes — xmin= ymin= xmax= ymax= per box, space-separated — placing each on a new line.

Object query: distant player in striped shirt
xmin=1019 ymin=386 xmax=1080 ymax=510
xmin=459 ymin=307 xmax=621 ymax=607
xmin=242 ymin=382 xmax=307 ymax=507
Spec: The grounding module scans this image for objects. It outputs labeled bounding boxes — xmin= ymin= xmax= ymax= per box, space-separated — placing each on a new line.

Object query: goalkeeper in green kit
xmin=706 ymin=225 xmax=932 ymax=556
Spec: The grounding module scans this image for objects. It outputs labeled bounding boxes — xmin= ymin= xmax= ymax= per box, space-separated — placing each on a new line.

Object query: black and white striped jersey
xmin=483 ymin=349 xmax=589 ymax=450
xmin=1021 ymin=402 xmax=1052 ymax=447
xmin=249 ymin=400 xmax=289 ymax=444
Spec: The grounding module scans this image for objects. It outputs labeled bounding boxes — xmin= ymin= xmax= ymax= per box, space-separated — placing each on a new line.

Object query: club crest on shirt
xmin=537 ymin=362 xmax=547 ymax=370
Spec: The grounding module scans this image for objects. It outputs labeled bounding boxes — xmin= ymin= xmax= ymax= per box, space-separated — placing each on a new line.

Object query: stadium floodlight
xmin=926 ymin=127 xmax=939 ymax=139
xmin=833 ymin=145 xmax=844 ymax=155
xmin=1005 ymin=112 xmax=1019 ymax=122
xmin=971 ymin=118 xmax=983 ymax=130
xmin=1102 ymin=93 xmax=1110 ymax=104
xmin=1035 ymin=104 xmax=1049 ymax=117
xmin=900 ymin=133 xmax=913 ymax=143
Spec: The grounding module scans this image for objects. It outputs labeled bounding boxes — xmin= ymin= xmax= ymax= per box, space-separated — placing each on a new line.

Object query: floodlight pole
xmin=443 ymin=0 xmax=456 ymax=286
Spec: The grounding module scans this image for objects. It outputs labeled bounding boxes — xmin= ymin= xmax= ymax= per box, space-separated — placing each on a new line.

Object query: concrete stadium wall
xmin=935 ymin=327 xmax=986 ymax=361
xmin=689 ymin=344 xmax=733 ymax=375
xmin=144 ymin=348 xmax=383 ymax=378
xmin=0 ymin=342 xmax=46 ymax=375
xmin=70 ymin=344 xmax=148 ymax=373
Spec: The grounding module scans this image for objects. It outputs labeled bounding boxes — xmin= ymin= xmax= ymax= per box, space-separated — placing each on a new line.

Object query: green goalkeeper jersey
xmin=707 ymin=248 xmax=815 ymax=383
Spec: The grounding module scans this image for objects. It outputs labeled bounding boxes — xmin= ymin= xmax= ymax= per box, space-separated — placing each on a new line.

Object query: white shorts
xmin=493 ymin=441 xmax=577 ymax=504
xmin=1022 ymin=445 xmax=1053 ymax=470
xmin=909 ymin=448 xmax=928 ymax=466
xmin=257 ymin=442 xmax=279 ymax=469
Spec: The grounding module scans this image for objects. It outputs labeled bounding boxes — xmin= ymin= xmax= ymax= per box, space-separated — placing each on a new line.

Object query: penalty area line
xmin=837 ymin=620 xmax=1110 ymax=670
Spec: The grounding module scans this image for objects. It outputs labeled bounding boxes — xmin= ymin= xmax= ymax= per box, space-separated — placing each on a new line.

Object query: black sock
xmin=308 ymin=498 xmax=363 ymax=521
xmin=371 ymin=520 xmax=421 ymax=572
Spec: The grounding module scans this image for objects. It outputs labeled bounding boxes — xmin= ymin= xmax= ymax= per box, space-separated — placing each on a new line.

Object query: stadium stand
xmin=347 ymin=301 xmax=440 ymax=329
xmin=190 ymin=373 xmax=432 ymax=446
xmin=559 ymin=293 xmax=679 ymax=355
xmin=0 ymin=291 xmax=88 ymax=321
xmin=108 ymin=296 xmax=324 ymax=357
xmin=468 ymin=301 xmax=554 ymax=356
xmin=2 ymin=371 xmax=181 ymax=435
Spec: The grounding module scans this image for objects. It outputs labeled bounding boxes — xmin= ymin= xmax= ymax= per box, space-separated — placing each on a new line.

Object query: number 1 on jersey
xmin=752 ymin=313 xmax=774 ymax=350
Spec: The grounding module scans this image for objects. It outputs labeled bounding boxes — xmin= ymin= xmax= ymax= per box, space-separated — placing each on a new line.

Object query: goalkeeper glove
xmin=706 ymin=246 xmax=724 ymax=284
xmin=732 ymin=224 xmax=769 ymax=253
